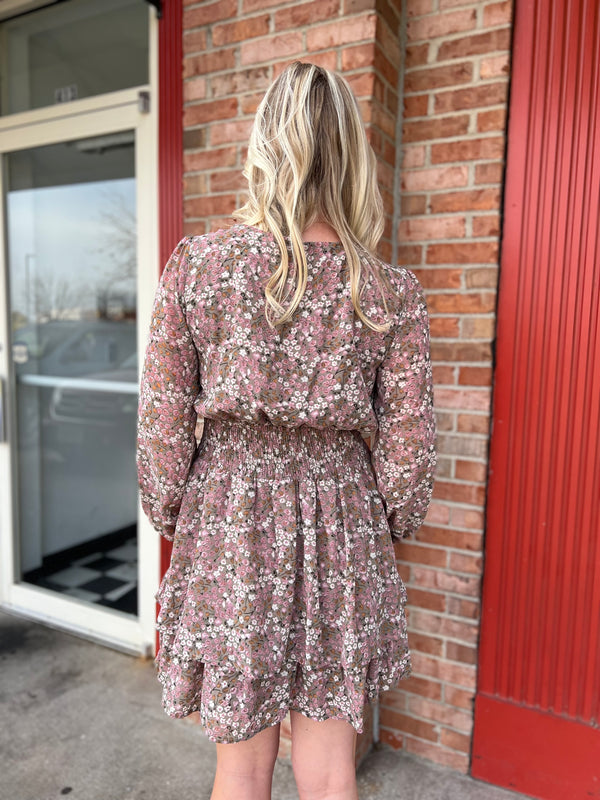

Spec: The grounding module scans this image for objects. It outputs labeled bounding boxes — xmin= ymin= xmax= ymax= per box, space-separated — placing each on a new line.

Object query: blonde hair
xmin=233 ymin=61 xmax=397 ymax=333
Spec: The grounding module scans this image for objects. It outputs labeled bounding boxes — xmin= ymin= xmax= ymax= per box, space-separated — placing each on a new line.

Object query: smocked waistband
xmin=197 ymin=416 xmax=368 ymax=479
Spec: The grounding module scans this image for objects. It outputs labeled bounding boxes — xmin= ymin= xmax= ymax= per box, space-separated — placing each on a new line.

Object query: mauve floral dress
xmin=136 ymin=223 xmax=436 ymax=743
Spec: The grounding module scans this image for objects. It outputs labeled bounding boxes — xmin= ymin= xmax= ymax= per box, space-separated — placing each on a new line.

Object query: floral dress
xmin=136 ymin=223 xmax=436 ymax=743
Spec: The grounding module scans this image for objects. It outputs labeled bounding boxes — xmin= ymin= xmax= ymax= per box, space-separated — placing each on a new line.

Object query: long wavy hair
xmin=233 ymin=61 xmax=397 ymax=333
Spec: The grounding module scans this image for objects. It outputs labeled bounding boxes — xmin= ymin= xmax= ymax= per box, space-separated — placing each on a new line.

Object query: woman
xmin=137 ymin=62 xmax=436 ymax=800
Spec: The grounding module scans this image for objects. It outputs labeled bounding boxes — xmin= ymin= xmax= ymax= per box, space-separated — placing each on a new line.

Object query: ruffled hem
xmin=153 ymin=647 xmax=412 ymax=743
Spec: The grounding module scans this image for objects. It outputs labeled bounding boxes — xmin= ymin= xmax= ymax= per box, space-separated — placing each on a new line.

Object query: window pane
xmin=0 ymin=0 xmax=149 ymax=116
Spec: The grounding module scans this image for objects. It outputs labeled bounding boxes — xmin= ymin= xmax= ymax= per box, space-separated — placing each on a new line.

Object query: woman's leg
xmin=210 ymin=722 xmax=281 ymax=800
xmin=290 ymin=710 xmax=359 ymax=800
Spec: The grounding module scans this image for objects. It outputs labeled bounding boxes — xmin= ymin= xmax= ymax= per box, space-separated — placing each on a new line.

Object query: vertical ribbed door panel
xmin=471 ymin=0 xmax=600 ymax=797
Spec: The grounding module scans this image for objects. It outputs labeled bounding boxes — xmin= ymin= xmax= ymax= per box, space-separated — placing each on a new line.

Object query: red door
xmin=471 ymin=0 xmax=600 ymax=797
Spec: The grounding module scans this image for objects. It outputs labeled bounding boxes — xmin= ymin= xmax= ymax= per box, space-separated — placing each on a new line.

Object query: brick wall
xmin=382 ymin=0 xmax=513 ymax=772
xmin=181 ymin=0 xmax=514 ymax=775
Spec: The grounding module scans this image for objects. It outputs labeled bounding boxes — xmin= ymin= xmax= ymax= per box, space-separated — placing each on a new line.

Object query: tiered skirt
xmin=154 ymin=416 xmax=411 ymax=743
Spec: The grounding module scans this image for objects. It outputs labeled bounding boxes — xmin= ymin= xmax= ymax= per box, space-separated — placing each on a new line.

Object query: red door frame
xmin=155 ymin=0 xmax=182 ymax=651
xmin=472 ymin=0 xmax=600 ymax=797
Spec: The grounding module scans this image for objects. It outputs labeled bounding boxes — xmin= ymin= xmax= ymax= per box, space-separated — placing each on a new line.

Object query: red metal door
xmin=471 ymin=0 xmax=600 ymax=797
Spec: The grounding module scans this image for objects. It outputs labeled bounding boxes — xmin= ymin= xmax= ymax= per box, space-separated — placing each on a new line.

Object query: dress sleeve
xmin=136 ymin=237 xmax=200 ymax=540
xmin=370 ymin=269 xmax=437 ymax=542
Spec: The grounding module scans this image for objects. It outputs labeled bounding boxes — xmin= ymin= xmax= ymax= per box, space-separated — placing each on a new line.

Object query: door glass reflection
xmin=6 ymin=133 xmax=138 ymax=615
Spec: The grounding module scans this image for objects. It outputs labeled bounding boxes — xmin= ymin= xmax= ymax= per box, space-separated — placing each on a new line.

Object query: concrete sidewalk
xmin=0 ymin=609 xmax=529 ymax=800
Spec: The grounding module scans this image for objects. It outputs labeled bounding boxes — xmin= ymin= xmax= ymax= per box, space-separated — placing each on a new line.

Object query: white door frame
xmin=0 ymin=13 xmax=160 ymax=657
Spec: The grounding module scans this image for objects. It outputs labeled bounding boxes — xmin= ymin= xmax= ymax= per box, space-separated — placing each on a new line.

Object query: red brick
xmin=457 ymin=413 xmax=490 ymax=434
xmin=430 ymin=341 xmax=493 ymax=361
xmin=432 ymin=481 xmax=487 ymax=506
xmin=344 ymin=0 xmax=376 ymax=11
xmin=478 ymin=107 xmax=507 ymax=132
xmin=183 ymin=173 xmax=208 ymax=195
xmin=406 ymin=43 xmax=429 ymax=68
xmin=302 ymin=50 xmax=338 ymax=71
xmin=431 ymin=136 xmax=505 ymax=163
xmin=441 ymin=615 xmax=480 ymax=643
xmin=243 ymin=0 xmax=286 ymax=10
xmin=307 ymin=13 xmax=377 ymax=50
xmin=396 ymin=244 xmax=423 ymax=265
xmin=402 ymin=145 xmax=426 ymax=168
xmin=408 ymin=631 xmax=444 ymax=656
xmin=430 ymin=317 xmax=460 ymax=337
xmin=405 ymin=62 xmax=473 ymax=92
xmin=407 ymin=586 xmax=447 ymax=612
xmin=373 ymin=42 xmax=399 ymax=84
xmin=183 ymin=29 xmax=207 ymax=54
xmin=184 ymin=77 xmax=207 ymax=103
xmin=432 ymin=365 xmax=456 ymax=384
xmin=400 ymin=217 xmax=465 ymax=242
xmin=412 ymin=564 xmax=480 ymax=597
xmin=461 ymin=316 xmax=496 ymax=338
xmin=434 ymin=413 xmax=455 ymax=434
xmin=447 ymin=596 xmax=481 ymax=619
xmin=445 ymin=685 xmax=476 ymax=710
xmin=410 ymin=653 xmax=477 ymax=687
xmin=404 ymin=94 xmax=429 ymax=117
xmin=438 ymin=28 xmax=511 ymax=60
xmin=472 ymin=214 xmax=500 ymax=237
xmin=402 ymin=166 xmax=469 ymax=192
xmin=212 ymin=67 xmax=271 ymax=97
xmin=346 ymin=71 xmax=375 ymax=97
xmin=402 ymin=195 xmax=428 ymax=215
xmin=427 ymin=290 xmax=496 ymax=312
xmin=481 ymin=54 xmax=511 ymax=78
xmin=435 ymin=387 xmax=491 ymax=412
xmin=182 ymin=219 xmax=207 ymax=236
xmin=403 ymin=114 xmax=470 ymax=142
xmin=427 ymin=242 xmax=498 ymax=265
xmin=376 ymin=11 xmax=402 ymax=66
xmin=379 ymin=727 xmax=405 ymax=750
xmin=184 ymin=146 xmax=237 ymax=172
xmin=400 ymin=542 xmax=447 ymax=567
xmin=184 ymin=194 xmax=237 ymax=218
xmin=465 ymin=267 xmax=499 ymax=287
xmin=184 ymin=0 xmax=236 ymax=28
xmin=240 ymin=91 xmax=265 ymax=115
xmin=407 ymin=696 xmax=473 ymax=732
xmin=213 ymin=14 xmax=269 ymax=46
xmin=275 ymin=0 xmax=339 ymax=29
xmin=184 ymin=127 xmax=208 ymax=152
xmin=484 ymin=0 xmax=513 ymax=26
xmin=425 ymin=502 xmax=451 ymax=525
xmin=475 ymin=161 xmax=504 ymax=184
xmin=446 ymin=640 xmax=478 ymax=665
xmin=241 ymin=32 xmax=303 ymax=65
xmin=184 ymin=48 xmax=235 ymax=77
xmin=434 ymin=82 xmax=508 ymax=113
xmin=417 ymin=526 xmax=483 ymax=551
xmin=451 ymin=507 xmax=485 ymax=530
xmin=404 ymin=736 xmax=470 ymax=772
xmin=183 ymin=97 xmax=238 ymax=126
xmin=407 ymin=0 xmax=434 ymax=14
xmin=441 ymin=727 xmax=471 ymax=752
xmin=433 ymin=432 xmax=488 ymax=458
xmin=401 ymin=675 xmax=443 ymax=700
xmin=341 ymin=42 xmax=376 ymax=70
xmin=379 ymin=708 xmax=439 ymax=742
xmin=210 ymin=118 xmax=254 ymax=146
xmin=455 ymin=459 xmax=487 ymax=482
xmin=210 ymin=170 xmax=247 ymax=192
xmin=411 ymin=268 xmax=462 ymax=289
xmin=449 ymin=551 xmax=484 ymax=574
xmin=458 ymin=366 xmax=493 ymax=386
xmin=430 ymin=189 xmax=500 ymax=213
xmin=407 ymin=8 xmax=477 ymax=41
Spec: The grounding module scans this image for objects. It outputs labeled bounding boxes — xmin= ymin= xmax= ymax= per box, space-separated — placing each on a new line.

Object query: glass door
xmin=0 ymin=90 xmax=159 ymax=657
xmin=7 ymin=134 xmax=138 ymax=613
